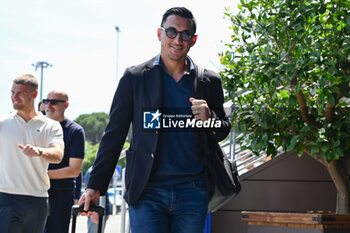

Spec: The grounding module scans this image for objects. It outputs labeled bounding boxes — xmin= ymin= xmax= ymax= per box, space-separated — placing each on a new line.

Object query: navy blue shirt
xmin=149 ymin=58 xmax=203 ymax=185
xmin=49 ymin=118 xmax=85 ymax=192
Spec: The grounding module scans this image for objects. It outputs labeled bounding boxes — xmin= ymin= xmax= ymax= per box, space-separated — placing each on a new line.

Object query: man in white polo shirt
xmin=0 ymin=74 xmax=64 ymax=233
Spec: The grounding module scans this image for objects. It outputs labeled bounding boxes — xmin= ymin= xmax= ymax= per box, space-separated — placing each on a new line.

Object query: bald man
xmin=43 ymin=90 xmax=86 ymax=233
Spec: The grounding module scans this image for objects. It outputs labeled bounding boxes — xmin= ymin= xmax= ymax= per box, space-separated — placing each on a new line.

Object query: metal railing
xmin=220 ymin=131 xmax=280 ymax=175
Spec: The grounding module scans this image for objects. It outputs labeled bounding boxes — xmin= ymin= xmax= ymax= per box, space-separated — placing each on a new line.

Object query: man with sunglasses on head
xmin=0 ymin=74 xmax=64 ymax=233
xmin=43 ymin=90 xmax=85 ymax=233
xmin=79 ymin=7 xmax=230 ymax=233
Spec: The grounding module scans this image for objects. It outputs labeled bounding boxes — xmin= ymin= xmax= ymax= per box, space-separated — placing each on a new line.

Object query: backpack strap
xmin=195 ymin=65 xmax=205 ymax=99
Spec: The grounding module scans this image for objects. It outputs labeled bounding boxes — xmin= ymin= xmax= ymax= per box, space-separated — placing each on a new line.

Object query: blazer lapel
xmin=145 ymin=65 xmax=163 ymax=109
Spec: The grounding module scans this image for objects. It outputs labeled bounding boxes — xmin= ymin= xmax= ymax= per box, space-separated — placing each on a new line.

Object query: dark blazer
xmin=88 ymin=56 xmax=231 ymax=205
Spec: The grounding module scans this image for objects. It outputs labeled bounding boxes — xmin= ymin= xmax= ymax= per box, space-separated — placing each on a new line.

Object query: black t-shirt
xmin=49 ymin=118 xmax=85 ymax=192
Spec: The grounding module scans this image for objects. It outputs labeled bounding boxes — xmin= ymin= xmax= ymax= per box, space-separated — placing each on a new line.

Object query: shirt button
xmin=151 ymin=153 xmax=154 ymax=158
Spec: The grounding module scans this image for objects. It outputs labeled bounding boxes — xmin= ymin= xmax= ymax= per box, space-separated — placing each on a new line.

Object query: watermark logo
xmin=143 ymin=109 xmax=162 ymax=129
xmin=143 ymin=108 xmax=223 ymax=131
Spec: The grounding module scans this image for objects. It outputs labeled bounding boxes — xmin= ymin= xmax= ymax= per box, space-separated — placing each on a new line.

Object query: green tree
xmin=75 ymin=112 xmax=109 ymax=145
xmin=82 ymin=141 xmax=99 ymax=175
xmin=221 ymin=0 xmax=350 ymax=213
xmin=82 ymin=141 xmax=130 ymax=176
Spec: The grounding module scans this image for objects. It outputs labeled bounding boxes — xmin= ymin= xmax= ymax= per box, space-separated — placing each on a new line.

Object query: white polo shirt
xmin=0 ymin=113 xmax=64 ymax=197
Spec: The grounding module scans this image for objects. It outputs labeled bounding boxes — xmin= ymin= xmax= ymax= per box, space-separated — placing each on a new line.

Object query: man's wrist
xmin=38 ymin=148 xmax=43 ymax=157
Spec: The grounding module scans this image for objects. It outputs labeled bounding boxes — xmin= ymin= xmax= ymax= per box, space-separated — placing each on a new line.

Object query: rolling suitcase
xmin=71 ymin=205 xmax=105 ymax=233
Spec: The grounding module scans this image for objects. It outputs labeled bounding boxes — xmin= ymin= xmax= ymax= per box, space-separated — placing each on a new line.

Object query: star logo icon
xmin=143 ymin=109 xmax=162 ymax=129
xmin=150 ymin=109 xmax=161 ymax=122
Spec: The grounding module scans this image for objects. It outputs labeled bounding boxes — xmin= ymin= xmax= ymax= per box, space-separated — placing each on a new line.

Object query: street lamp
xmin=115 ymin=26 xmax=121 ymax=86
xmin=32 ymin=61 xmax=52 ymax=100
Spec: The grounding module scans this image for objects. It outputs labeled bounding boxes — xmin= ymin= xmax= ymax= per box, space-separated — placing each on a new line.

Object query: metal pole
xmin=40 ymin=65 xmax=44 ymax=100
xmin=32 ymin=61 xmax=52 ymax=100
xmin=99 ymin=195 xmax=106 ymax=231
xmin=121 ymin=168 xmax=126 ymax=233
xmin=230 ymin=102 xmax=236 ymax=161
xmin=113 ymin=175 xmax=117 ymax=214
xmin=115 ymin=26 xmax=121 ymax=86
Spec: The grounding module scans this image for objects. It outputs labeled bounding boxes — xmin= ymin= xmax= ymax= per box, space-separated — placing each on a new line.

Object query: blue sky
xmin=0 ymin=0 xmax=238 ymax=120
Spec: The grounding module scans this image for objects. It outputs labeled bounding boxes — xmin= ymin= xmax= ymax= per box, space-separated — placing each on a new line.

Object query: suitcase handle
xmin=71 ymin=205 xmax=105 ymax=216
xmin=71 ymin=205 xmax=105 ymax=233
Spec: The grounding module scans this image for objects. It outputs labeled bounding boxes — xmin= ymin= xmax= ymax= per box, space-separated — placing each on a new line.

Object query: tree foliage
xmin=82 ymin=141 xmax=99 ymax=175
xmin=75 ymin=112 xmax=109 ymax=145
xmin=82 ymin=141 xmax=130 ymax=176
xmin=221 ymin=0 xmax=350 ymax=213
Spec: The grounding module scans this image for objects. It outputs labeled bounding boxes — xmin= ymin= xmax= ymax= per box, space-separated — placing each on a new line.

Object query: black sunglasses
xmin=42 ymin=99 xmax=66 ymax=105
xmin=160 ymin=27 xmax=194 ymax=41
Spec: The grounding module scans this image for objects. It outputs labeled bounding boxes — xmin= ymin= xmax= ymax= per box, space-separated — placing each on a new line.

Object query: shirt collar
xmin=153 ymin=54 xmax=195 ymax=71
xmin=14 ymin=112 xmax=46 ymax=124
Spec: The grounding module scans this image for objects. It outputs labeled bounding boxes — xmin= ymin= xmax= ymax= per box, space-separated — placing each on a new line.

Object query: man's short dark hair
xmin=13 ymin=74 xmax=38 ymax=91
xmin=161 ymin=7 xmax=197 ymax=33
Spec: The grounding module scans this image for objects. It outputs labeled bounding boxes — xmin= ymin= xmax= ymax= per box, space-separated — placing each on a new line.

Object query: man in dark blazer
xmin=79 ymin=7 xmax=230 ymax=233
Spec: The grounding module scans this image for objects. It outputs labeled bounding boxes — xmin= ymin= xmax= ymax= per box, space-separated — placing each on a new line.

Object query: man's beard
xmin=12 ymin=101 xmax=24 ymax=110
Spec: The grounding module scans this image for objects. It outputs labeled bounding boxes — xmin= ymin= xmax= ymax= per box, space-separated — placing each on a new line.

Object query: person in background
xmin=73 ymin=170 xmax=83 ymax=205
xmin=0 ymin=74 xmax=64 ymax=233
xmin=79 ymin=7 xmax=230 ymax=233
xmin=38 ymin=99 xmax=46 ymax=115
xmin=43 ymin=90 xmax=85 ymax=233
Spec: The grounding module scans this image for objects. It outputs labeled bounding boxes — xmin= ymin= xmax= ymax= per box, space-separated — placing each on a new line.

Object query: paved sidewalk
xmin=72 ymin=213 xmax=129 ymax=233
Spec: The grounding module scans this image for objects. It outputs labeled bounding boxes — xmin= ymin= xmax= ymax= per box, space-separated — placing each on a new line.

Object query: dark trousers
xmin=44 ymin=190 xmax=74 ymax=233
xmin=0 ymin=191 xmax=49 ymax=233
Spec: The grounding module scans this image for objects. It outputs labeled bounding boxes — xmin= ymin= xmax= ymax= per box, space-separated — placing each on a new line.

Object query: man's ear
xmin=33 ymin=90 xmax=38 ymax=98
xmin=65 ymin=101 xmax=69 ymax=109
xmin=157 ymin=28 xmax=162 ymax=41
xmin=191 ymin=35 xmax=198 ymax=47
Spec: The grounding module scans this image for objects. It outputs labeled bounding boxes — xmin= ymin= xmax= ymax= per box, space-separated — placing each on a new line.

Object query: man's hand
xmin=190 ymin=97 xmax=212 ymax=121
xmin=91 ymin=213 xmax=109 ymax=224
xmin=18 ymin=144 xmax=41 ymax=158
xmin=18 ymin=143 xmax=63 ymax=164
xmin=78 ymin=188 xmax=100 ymax=216
xmin=91 ymin=213 xmax=99 ymax=224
